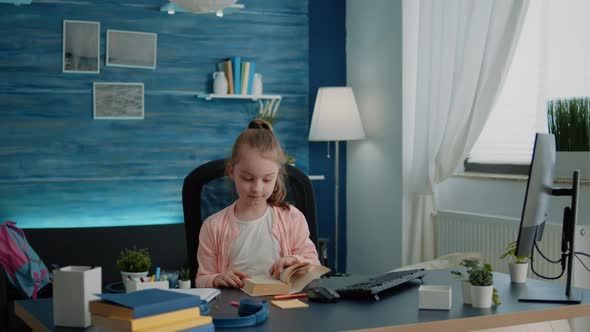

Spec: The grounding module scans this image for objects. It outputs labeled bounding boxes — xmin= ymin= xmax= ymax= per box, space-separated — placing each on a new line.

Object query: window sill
xmin=453 ymin=171 xmax=590 ymax=186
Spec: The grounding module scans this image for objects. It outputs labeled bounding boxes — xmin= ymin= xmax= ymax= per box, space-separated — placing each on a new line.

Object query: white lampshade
xmin=308 ymin=87 xmax=365 ymax=141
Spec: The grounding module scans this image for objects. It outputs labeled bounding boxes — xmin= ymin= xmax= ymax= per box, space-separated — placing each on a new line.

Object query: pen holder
xmin=125 ymin=279 xmax=169 ymax=293
xmin=160 ymin=270 xmax=179 ymax=288
xmin=53 ymin=266 xmax=102 ymax=328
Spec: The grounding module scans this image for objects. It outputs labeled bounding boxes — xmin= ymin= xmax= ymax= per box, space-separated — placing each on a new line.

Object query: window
xmin=467 ymin=0 xmax=590 ymax=169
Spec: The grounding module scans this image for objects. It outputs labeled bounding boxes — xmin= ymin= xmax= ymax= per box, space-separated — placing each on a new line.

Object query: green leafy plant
xmin=179 ymin=266 xmax=191 ymax=281
xmin=547 ymin=97 xmax=590 ymax=151
xmin=116 ymin=246 xmax=151 ymax=273
xmin=468 ymin=263 xmax=501 ymax=305
xmin=500 ymin=241 xmax=530 ymax=264
xmin=452 ymin=259 xmax=500 ymax=305
xmin=450 ymin=259 xmax=479 ymax=281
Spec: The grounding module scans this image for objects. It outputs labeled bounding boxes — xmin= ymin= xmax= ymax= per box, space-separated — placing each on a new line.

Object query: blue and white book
xmin=95 ymin=288 xmax=202 ymax=319
xmin=231 ymin=56 xmax=241 ymax=94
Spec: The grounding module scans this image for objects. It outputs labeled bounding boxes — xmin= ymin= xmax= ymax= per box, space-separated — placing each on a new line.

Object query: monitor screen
xmin=515 ymin=133 xmax=556 ymax=257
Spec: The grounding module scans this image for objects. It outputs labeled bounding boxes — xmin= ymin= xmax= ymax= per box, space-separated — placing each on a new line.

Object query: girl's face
xmin=229 ymin=145 xmax=280 ymax=207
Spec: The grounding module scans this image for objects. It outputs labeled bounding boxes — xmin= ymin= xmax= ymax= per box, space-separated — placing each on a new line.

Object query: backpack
xmin=0 ymin=221 xmax=51 ymax=299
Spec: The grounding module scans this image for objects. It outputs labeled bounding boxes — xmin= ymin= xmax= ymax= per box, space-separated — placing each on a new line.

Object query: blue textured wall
xmin=0 ymin=0 xmax=309 ymax=228
xmin=309 ymin=0 xmax=347 ymax=273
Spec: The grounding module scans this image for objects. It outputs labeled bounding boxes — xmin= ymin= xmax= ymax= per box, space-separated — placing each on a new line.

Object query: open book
xmin=241 ymin=262 xmax=330 ymax=296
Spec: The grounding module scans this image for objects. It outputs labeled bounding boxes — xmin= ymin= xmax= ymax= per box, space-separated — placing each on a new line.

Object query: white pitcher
xmin=212 ymin=71 xmax=228 ymax=95
xmin=251 ymin=73 xmax=263 ymax=95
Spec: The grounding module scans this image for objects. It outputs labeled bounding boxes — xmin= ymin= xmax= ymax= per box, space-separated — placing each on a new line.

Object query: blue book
xmin=182 ymin=323 xmax=215 ymax=332
xmin=232 ymin=56 xmax=241 ymax=94
xmin=95 ymin=289 xmax=202 ymax=319
xmin=247 ymin=61 xmax=256 ymax=95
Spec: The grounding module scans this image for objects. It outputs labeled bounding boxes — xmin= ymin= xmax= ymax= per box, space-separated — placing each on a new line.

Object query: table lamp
xmin=308 ymin=87 xmax=365 ymax=273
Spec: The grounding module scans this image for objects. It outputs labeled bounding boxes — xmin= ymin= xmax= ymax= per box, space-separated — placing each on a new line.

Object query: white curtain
xmin=402 ymin=0 xmax=530 ymax=264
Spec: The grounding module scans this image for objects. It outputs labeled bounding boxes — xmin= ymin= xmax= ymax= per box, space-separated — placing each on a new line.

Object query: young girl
xmin=196 ymin=119 xmax=320 ymax=288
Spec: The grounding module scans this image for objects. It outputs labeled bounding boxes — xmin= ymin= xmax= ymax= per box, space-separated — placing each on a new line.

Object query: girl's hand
xmin=213 ymin=270 xmax=249 ymax=288
xmin=269 ymin=256 xmax=302 ymax=279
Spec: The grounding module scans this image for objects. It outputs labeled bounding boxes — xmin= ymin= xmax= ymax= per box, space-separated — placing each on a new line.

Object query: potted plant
xmin=500 ymin=241 xmax=530 ymax=283
xmin=547 ymin=97 xmax=590 ymax=179
xmin=450 ymin=259 xmax=479 ymax=304
xmin=468 ymin=263 xmax=500 ymax=308
xmin=178 ymin=267 xmax=191 ymax=289
xmin=116 ymin=246 xmax=151 ymax=283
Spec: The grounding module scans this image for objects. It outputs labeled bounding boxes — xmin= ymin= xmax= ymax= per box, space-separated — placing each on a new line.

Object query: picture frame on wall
xmin=106 ymin=30 xmax=157 ymax=69
xmin=93 ymin=82 xmax=144 ymax=120
xmin=63 ymin=20 xmax=100 ymax=73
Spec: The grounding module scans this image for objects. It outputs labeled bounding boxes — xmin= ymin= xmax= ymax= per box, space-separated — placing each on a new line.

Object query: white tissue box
xmin=53 ymin=266 xmax=102 ymax=327
xmin=125 ymin=279 xmax=169 ymax=293
xmin=418 ymin=285 xmax=452 ymax=310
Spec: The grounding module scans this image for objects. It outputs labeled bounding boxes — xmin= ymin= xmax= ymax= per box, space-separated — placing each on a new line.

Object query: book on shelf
xmin=91 ymin=307 xmax=210 ymax=332
xmin=241 ymin=61 xmax=250 ymax=95
xmin=231 ymin=56 xmax=241 ymax=94
xmin=247 ymin=61 xmax=256 ymax=95
xmin=221 ymin=59 xmax=234 ymax=94
xmin=90 ymin=288 xmax=203 ymax=319
xmin=241 ymin=262 xmax=330 ymax=296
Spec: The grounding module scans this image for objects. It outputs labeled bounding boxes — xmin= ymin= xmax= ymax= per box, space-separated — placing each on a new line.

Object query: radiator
xmin=436 ymin=210 xmax=589 ymax=285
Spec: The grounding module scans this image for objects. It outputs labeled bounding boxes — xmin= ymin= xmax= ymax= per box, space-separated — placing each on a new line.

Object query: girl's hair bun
xmin=248 ymin=119 xmax=273 ymax=133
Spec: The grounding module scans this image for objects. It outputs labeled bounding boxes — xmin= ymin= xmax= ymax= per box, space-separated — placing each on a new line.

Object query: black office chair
xmin=182 ymin=159 xmax=319 ymax=286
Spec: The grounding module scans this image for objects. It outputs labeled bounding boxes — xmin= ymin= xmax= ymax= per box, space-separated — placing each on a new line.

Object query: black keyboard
xmin=335 ymin=269 xmax=426 ymax=301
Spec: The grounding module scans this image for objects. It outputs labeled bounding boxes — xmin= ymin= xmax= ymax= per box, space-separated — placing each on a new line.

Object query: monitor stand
xmin=519 ymin=287 xmax=582 ymax=304
xmin=519 ymin=170 xmax=582 ymax=305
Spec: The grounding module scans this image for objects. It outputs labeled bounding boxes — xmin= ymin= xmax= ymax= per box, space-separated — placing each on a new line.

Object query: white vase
xmin=178 ymin=280 xmax=191 ymax=289
xmin=212 ymin=71 xmax=228 ymax=95
xmin=121 ymin=271 xmax=149 ymax=292
xmin=471 ymin=285 xmax=493 ymax=308
xmin=509 ymin=262 xmax=528 ymax=283
xmin=462 ymin=281 xmax=472 ymax=304
xmin=251 ymin=73 xmax=263 ymax=95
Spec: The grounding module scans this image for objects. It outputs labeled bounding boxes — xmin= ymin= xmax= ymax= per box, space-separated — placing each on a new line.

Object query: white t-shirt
xmin=229 ymin=206 xmax=281 ymax=276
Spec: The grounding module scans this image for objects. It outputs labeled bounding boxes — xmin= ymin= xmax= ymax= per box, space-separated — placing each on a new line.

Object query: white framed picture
xmin=106 ymin=30 xmax=157 ymax=69
xmin=93 ymin=82 xmax=144 ymax=120
xmin=63 ymin=20 xmax=100 ymax=73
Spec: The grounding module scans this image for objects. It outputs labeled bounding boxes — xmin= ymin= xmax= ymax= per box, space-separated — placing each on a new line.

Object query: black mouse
xmin=306 ymin=286 xmax=341 ymax=303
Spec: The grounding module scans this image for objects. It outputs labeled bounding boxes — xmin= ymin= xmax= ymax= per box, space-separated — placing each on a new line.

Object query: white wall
xmin=346 ymin=0 xmax=403 ymax=274
xmin=439 ymin=176 xmax=590 ymax=227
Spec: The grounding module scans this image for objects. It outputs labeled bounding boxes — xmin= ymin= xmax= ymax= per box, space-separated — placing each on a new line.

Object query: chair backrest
xmin=182 ymin=159 xmax=319 ymax=286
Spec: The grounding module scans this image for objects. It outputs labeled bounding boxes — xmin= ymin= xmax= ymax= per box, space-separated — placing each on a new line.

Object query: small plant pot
xmin=121 ymin=271 xmax=149 ymax=292
xmin=178 ymin=280 xmax=191 ymax=289
xmin=471 ymin=285 xmax=493 ymax=308
xmin=508 ymin=262 xmax=528 ymax=283
xmin=462 ymin=281 xmax=472 ymax=304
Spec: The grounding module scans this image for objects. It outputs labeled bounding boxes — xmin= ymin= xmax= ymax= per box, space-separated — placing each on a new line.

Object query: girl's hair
xmin=227 ymin=119 xmax=289 ymax=209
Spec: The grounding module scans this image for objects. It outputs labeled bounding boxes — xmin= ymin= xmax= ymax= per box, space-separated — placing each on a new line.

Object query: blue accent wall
xmin=0 ymin=0 xmax=310 ymax=228
xmin=309 ymin=0 xmax=347 ymax=273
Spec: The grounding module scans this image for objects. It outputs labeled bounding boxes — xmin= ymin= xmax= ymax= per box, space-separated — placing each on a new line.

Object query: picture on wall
xmin=106 ymin=30 xmax=157 ymax=69
xmin=63 ymin=20 xmax=100 ymax=73
xmin=93 ymin=82 xmax=144 ymax=120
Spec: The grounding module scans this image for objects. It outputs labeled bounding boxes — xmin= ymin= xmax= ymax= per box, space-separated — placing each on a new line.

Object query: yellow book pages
xmin=137 ymin=316 xmax=212 ymax=332
xmin=241 ymin=263 xmax=330 ymax=296
xmin=91 ymin=307 xmax=202 ymax=331
xmin=89 ymin=300 xmax=134 ymax=319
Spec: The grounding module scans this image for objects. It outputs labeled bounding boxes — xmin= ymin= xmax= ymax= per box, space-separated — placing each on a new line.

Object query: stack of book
xmin=89 ymin=289 xmax=213 ymax=332
xmin=217 ymin=56 xmax=257 ymax=95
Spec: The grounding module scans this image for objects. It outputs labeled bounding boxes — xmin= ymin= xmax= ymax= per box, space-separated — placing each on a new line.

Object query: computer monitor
xmin=515 ymin=133 xmax=581 ymax=304
xmin=515 ymin=133 xmax=556 ymax=257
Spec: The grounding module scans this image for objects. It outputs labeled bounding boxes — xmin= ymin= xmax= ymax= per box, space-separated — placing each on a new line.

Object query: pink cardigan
xmin=196 ymin=202 xmax=320 ymax=288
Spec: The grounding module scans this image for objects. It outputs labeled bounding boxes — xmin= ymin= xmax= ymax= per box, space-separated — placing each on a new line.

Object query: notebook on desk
xmin=167 ymin=288 xmax=221 ymax=303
